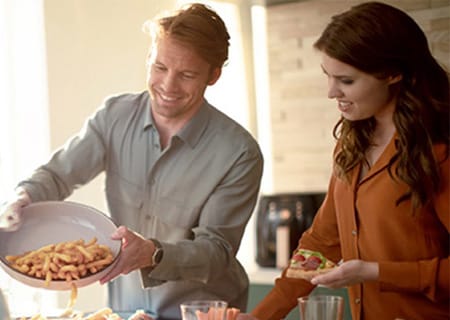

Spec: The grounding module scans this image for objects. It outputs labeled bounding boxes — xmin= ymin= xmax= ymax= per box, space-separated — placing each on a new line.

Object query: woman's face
xmin=320 ymin=52 xmax=400 ymax=122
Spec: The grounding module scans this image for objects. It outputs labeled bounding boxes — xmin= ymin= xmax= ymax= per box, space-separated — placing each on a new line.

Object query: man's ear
xmin=388 ymin=73 xmax=403 ymax=85
xmin=208 ymin=67 xmax=222 ymax=85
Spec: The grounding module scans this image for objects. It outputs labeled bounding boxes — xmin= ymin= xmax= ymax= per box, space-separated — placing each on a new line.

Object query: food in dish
xmin=6 ymin=237 xmax=113 ymax=287
xmin=0 ymin=201 xmax=121 ymax=290
xmin=286 ymin=248 xmax=336 ymax=280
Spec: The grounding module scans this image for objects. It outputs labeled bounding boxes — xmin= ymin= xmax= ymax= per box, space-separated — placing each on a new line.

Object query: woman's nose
xmin=327 ymin=81 xmax=342 ymax=99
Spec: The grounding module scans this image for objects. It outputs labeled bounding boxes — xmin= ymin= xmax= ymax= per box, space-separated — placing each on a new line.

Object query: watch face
xmin=151 ymin=238 xmax=163 ymax=266
xmin=154 ymin=248 xmax=163 ymax=264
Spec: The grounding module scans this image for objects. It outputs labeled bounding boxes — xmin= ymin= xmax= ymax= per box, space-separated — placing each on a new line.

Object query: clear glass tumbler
xmin=180 ymin=300 xmax=228 ymax=320
xmin=298 ymin=295 xmax=344 ymax=320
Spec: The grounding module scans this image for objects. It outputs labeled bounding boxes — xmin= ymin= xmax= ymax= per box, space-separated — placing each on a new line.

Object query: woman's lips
xmin=338 ymin=101 xmax=352 ymax=113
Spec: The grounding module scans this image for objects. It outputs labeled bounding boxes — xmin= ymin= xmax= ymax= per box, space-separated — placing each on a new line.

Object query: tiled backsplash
xmin=266 ymin=0 xmax=450 ymax=193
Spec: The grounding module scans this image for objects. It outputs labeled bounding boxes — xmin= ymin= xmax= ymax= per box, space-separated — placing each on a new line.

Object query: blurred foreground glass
xmin=0 ymin=289 xmax=11 ymax=320
xmin=298 ymin=295 xmax=344 ymax=320
xmin=180 ymin=300 xmax=228 ymax=320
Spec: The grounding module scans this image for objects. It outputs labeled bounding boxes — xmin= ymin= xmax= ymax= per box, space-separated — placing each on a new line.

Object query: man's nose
xmin=161 ymin=72 xmax=178 ymax=91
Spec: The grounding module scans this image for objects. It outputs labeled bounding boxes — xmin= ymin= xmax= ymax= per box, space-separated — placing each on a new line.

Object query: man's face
xmin=146 ymin=36 xmax=220 ymax=122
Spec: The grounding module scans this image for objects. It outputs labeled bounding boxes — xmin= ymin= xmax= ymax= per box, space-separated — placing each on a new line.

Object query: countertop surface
xmin=248 ymin=266 xmax=283 ymax=284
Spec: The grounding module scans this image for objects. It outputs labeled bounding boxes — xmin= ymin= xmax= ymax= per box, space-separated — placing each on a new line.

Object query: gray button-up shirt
xmin=18 ymin=91 xmax=264 ymax=318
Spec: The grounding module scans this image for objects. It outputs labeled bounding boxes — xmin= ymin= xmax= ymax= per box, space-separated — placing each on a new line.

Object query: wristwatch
xmin=150 ymin=238 xmax=164 ymax=267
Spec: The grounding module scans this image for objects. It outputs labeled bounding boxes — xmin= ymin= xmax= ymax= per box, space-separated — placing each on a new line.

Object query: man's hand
xmin=99 ymin=225 xmax=154 ymax=284
xmin=0 ymin=188 xmax=31 ymax=231
xmin=310 ymin=259 xmax=379 ymax=288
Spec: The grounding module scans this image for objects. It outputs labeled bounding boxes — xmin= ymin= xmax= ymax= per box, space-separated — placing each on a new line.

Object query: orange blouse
xmin=252 ymin=138 xmax=449 ymax=320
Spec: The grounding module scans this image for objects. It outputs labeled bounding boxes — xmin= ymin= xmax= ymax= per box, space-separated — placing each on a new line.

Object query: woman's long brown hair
xmin=314 ymin=2 xmax=450 ymax=211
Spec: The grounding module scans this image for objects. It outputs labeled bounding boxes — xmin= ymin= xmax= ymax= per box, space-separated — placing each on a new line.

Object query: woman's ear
xmin=208 ymin=67 xmax=222 ymax=85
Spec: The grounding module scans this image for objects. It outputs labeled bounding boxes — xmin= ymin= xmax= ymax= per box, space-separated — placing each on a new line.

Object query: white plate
xmin=0 ymin=201 xmax=121 ymax=290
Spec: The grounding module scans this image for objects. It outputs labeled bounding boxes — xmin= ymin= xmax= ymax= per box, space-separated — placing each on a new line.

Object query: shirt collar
xmin=354 ymin=131 xmax=399 ymax=185
xmin=177 ymin=100 xmax=210 ymax=149
xmin=143 ymin=98 xmax=154 ymax=130
xmin=143 ymin=98 xmax=211 ymax=149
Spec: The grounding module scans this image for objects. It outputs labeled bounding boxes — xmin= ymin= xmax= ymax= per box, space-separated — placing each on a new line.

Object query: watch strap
xmin=150 ymin=238 xmax=163 ymax=267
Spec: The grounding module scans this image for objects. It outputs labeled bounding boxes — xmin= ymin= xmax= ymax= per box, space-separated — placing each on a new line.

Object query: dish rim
xmin=0 ymin=200 xmax=121 ymax=290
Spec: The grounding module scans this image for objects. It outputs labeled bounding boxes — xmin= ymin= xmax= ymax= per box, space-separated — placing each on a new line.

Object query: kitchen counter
xmin=248 ymin=266 xmax=283 ymax=284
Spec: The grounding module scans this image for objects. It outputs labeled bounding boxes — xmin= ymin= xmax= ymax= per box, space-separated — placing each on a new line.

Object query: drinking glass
xmin=180 ymin=300 xmax=228 ymax=320
xmin=298 ymin=295 xmax=344 ymax=320
xmin=0 ymin=289 xmax=11 ymax=320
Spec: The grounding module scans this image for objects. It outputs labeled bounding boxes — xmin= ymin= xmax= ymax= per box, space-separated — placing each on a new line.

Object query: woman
xmin=244 ymin=2 xmax=449 ymax=320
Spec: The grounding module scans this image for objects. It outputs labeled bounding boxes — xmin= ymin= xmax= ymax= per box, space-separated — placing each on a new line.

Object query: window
xmin=0 ymin=0 xmax=54 ymax=315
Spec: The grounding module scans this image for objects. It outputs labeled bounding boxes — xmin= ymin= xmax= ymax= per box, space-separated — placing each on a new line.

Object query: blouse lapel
xmin=358 ymin=133 xmax=398 ymax=184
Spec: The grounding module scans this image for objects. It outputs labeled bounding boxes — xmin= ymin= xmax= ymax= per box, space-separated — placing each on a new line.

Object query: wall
xmin=266 ymin=0 xmax=450 ymax=193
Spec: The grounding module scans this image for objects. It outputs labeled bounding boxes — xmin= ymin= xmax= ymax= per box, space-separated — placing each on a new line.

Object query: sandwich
xmin=286 ymin=248 xmax=336 ymax=280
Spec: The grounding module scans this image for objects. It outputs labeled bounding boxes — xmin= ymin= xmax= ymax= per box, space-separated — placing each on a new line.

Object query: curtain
xmin=0 ymin=0 xmax=55 ymax=315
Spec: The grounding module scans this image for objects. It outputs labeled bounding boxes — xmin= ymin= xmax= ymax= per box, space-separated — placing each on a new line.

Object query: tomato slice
xmin=303 ymin=256 xmax=322 ymax=270
xmin=292 ymin=254 xmax=305 ymax=262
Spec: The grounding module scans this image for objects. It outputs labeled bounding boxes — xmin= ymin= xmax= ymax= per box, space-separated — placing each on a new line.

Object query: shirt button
xmin=351 ymin=230 xmax=357 ymax=236
xmin=355 ymin=298 xmax=361 ymax=304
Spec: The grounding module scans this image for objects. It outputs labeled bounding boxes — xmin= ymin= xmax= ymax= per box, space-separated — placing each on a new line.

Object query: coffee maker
xmin=255 ymin=192 xmax=326 ymax=269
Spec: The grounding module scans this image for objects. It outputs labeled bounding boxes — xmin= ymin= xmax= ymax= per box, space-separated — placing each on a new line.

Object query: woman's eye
xmin=341 ymin=78 xmax=354 ymax=85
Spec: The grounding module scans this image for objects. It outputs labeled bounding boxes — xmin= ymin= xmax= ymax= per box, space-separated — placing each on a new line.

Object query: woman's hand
xmin=310 ymin=259 xmax=379 ymax=288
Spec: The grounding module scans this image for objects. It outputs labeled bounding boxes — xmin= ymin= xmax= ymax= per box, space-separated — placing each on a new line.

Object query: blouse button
xmin=355 ymin=298 xmax=361 ymax=304
xmin=351 ymin=230 xmax=357 ymax=236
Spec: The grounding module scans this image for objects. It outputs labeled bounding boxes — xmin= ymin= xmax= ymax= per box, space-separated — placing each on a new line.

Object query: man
xmin=0 ymin=3 xmax=263 ymax=319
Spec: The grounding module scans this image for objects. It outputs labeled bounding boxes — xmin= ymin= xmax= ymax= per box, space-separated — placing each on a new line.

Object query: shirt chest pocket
xmin=105 ymin=171 xmax=145 ymax=228
xmin=106 ymin=171 xmax=144 ymax=205
xmin=151 ymin=196 xmax=202 ymax=231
